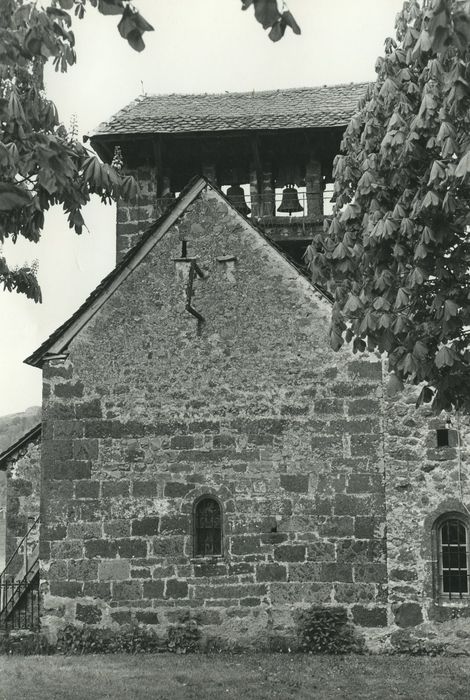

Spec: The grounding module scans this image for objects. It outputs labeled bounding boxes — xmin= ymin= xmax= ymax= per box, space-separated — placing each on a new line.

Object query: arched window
xmin=437 ymin=515 xmax=470 ymax=599
xmin=194 ymin=497 xmax=222 ymax=557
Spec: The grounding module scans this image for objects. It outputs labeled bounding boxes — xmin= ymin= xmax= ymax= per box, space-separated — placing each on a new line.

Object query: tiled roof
xmin=90 ymin=83 xmax=370 ymax=137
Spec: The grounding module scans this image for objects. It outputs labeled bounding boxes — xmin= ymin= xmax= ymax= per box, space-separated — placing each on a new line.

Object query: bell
xmin=277 ymin=185 xmax=303 ymax=215
xmin=226 ymin=185 xmax=251 ymax=216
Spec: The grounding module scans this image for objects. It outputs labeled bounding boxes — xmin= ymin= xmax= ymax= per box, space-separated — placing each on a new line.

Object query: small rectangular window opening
xmin=436 ymin=429 xmax=449 ymax=447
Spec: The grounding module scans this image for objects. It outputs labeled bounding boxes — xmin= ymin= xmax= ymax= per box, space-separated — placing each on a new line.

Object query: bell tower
xmin=88 ymin=84 xmax=367 ymax=267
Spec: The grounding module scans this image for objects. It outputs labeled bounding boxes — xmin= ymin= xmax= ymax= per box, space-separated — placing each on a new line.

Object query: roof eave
xmin=0 ymin=423 xmax=42 ymax=470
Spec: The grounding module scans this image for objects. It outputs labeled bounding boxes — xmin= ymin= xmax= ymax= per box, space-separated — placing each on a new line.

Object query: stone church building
xmin=1 ymin=85 xmax=469 ymax=653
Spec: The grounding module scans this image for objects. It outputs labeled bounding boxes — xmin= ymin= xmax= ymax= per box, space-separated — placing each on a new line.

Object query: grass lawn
xmin=1 ymin=653 xmax=469 ymax=699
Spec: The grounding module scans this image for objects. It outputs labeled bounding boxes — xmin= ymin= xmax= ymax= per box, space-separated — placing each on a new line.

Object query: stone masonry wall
xmin=39 ymin=185 xmax=387 ymax=648
xmin=116 ymin=167 xmax=159 ymax=263
xmin=384 ymin=385 xmax=470 ymax=654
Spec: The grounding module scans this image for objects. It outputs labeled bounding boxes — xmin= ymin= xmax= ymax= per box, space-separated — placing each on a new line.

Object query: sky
xmin=0 ymin=0 xmax=405 ymax=417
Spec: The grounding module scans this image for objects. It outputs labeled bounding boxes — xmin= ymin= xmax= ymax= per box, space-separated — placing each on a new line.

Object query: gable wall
xmin=39 ymin=187 xmax=386 ymax=647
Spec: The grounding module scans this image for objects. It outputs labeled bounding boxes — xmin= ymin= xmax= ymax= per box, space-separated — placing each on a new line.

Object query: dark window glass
xmin=439 ymin=518 xmax=469 ymax=598
xmin=195 ymin=498 xmax=222 ymax=556
xmin=436 ymin=429 xmax=449 ymax=447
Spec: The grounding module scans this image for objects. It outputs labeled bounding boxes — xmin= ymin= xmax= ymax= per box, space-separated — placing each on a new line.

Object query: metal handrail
xmin=0 ymin=515 xmax=40 ymax=580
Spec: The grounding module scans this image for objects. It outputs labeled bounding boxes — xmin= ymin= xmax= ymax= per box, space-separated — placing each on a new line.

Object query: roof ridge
xmin=132 ymin=81 xmax=371 ymax=99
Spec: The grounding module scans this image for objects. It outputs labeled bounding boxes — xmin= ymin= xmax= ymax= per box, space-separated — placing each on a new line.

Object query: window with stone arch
xmin=194 ymin=496 xmax=222 ymax=557
xmin=436 ymin=513 xmax=470 ymax=600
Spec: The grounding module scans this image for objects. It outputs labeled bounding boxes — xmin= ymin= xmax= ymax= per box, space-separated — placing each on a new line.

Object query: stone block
xmin=152 ymin=536 xmax=185 ymax=557
xmin=104 ymin=520 xmax=131 ymax=538
xmin=67 ymin=522 xmax=102 ymax=540
xmin=111 ymin=611 xmax=132 ymax=624
xmin=334 ymin=494 xmax=385 ymax=517
xmin=82 ymin=582 xmax=111 ymax=599
xmin=74 ymin=480 xmax=100 ymax=499
xmin=75 ymin=399 xmax=102 ymax=419
xmin=260 ymin=533 xmax=288 ymax=545
xmin=240 ymin=597 xmax=261 ymax=607
xmin=230 ymin=535 xmax=261 ymax=555
xmin=135 ymin=611 xmax=159 ymax=625
xmin=306 ymin=541 xmax=336 ymax=561
xmin=170 ymin=435 xmax=194 ymax=449
xmin=54 ymin=381 xmax=84 ymax=398
xmin=133 ymin=481 xmax=159 ymax=497
xmin=99 ymin=559 xmax=130 ymax=581
xmin=46 ymin=403 xmax=75 ymax=420
xmin=188 ymin=421 xmax=220 ymax=433
xmin=350 ymin=435 xmax=381 ymax=457
xmin=256 ymin=563 xmax=287 ymax=582
xmin=318 ymin=515 xmax=354 ymax=537
xmin=352 ymin=605 xmax=387 ymax=627
xmin=389 ymin=569 xmax=417 ymax=582
xmin=73 ymin=439 xmax=99 ymax=461
xmin=164 ymin=482 xmax=193 ymax=498
xmin=165 ymin=579 xmax=188 ymax=599
xmin=213 ymin=434 xmax=236 ymax=448
xmin=48 ymin=560 xmax=68 ymax=581
xmin=334 ymin=583 xmax=377 ymax=604
xmin=68 ymin=559 xmax=99 ymax=581
xmin=159 ymin=515 xmax=189 ymax=534
xmin=116 ymin=538 xmax=148 ymax=558
xmin=76 ymin=603 xmax=102 ymax=624
xmin=394 ymin=603 xmax=423 ymax=628
xmin=42 ymin=439 xmax=73 ymax=465
xmin=113 ymin=580 xmax=142 ymax=600
xmin=143 ymin=580 xmax=165 ymax=598
xmin=131 ymin=567 xmax=151 ymax=579
xmin=280 ymin=474 xmax=309 ymax=493
xmin=314 ymin=399 xmax=344 ymax=414
xmin=53 ymin=420 xmax=84 ymax=440
xmin=194 ymin=561 xmax=228 ymax=578
xmin=348 ymin=399 xmax=380 ymax=415
xmin=42 ymin=524 xmax=67 ymax=541
xmin=43 ymin=362 xmax=73 ymax=380
xmin=51 ymin=540 xmax=83 ymax=559
xmin=49 ymin=581 xmax=83 ymax=597
xmin=85 ymin=539 xmax=118 ymax=559
xmin=48 ymin=460 xmax=92 ymax=481
xmin=102 ymin=481 xmax=130 ymax=497
xmin=319 ymin=563 xmax=353 ymax=582
xmin=354 ymin=563 xmax=388 ymax=583
xmin=132 ymin=517 xmax=160 ymax=536
xmin=337 ymin=539 xmax=385 ymax=564
xmin=354 ymin=516 xmax=383 ymax=539
xmin=274 ymin=544 xmax=306 ymax=562
xmin=347 ymin=474 xmax=383 ymax=494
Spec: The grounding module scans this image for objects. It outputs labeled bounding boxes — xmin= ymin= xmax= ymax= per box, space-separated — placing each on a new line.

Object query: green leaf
xmin=443 ymin=299 xmax=458 ymax=321
xmin=435 ymin=346 xmax=457 ymax=368
xmin=0 ymin=183 xmax=32 ymax=210
xmin=455 ymin=150 xmax=470 ymax=179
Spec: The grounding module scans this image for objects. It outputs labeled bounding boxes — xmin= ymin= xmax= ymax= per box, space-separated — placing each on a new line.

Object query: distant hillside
xmin=0 ymin=407 xmax=41 ymax=454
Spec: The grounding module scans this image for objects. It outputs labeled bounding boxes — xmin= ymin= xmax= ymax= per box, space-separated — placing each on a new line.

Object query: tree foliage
xmin=306 ymin=0 xmax=470 ymax=411
xmin=0 ymin=0 xmax=155 ymax=301
xmin=0 ymin=0 xmax=298 ymax=303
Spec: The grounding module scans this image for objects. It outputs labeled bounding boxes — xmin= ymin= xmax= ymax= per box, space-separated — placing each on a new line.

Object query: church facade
xmin=1 ymin=85 xmax=469 ymax=653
